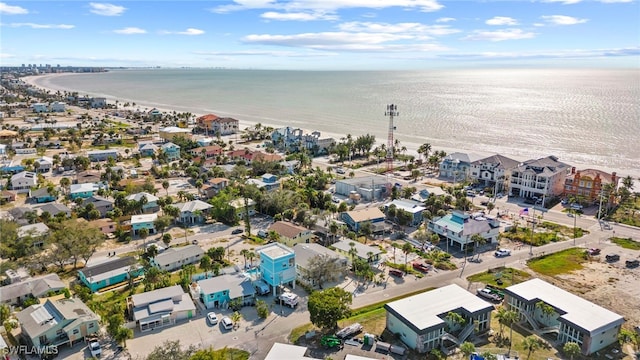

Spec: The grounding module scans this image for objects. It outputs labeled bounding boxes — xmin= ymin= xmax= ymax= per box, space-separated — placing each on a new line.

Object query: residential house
xmin=75 ymin=170 xmax=101 ymax=184
xmin=0 ymin=190 xmax=16 ymax=204
xmin=8 ymin=207 xmax=34 ymax=225
xmin=257 ymin=243 xmax=296 ymax=296
xmin=293 ymin=243 xmax=347 ymax=288
xmin=564 ymin=167 xmax=618 ymax=206
xmin=226 ymin=149 xmax=282 ymax=165
xmin=267 ymin=221 xmax=313 ymax=247
xmin=504 ymin=278 xmax=624 ymax=355
xmin=335 ymin=175 xmax=389 ymax=201
xmin=469 ymin=154 xmax=520 ymax=192
xmin=271 ymin=127 xmax=303 ymax=151
xmin=331 ymin=240 xmax=382 ymax=264
xmin=151 ymin=245 xmax=204 ymax=272
xmin=0 ymin=274 xmax=66 ymax=305
xmin=510 ymin=156 xmax=571 ymax=200
xmin=246 ymin=173 xmax=280 ymax=191
xmin=340 ymin=207 xmax=386 ymax=233
xmin=428 ymin=210 xmax=501 ymax=251
xmin=138 ymin=142 xmax=159 ymax=157
xmin=131 ymin=213 xmax=158 ymax=235
xmin=81 ymin=195 xmax=114 ymax=217
xmin=384 ymin=284 xmax=494 ymax=353
xmin=189 ymin=145 xmax=223 ymax=159
xmin=159 ymin=126 xmax=192 ymax=141
xmin=384 ymin=199 xmax=426 ymax=227
xmin=264 ymin=343 xmax=375 ymax=360
xmin=160 ymin=142 xmax=181 ymax=161
xmin=301 ymin=131 xmax=335 ymax=155
xmin=69 ymin=182 xmax=104 ymax=199
xmin=127 ymin=285 xmax=196 ymax=331
xmin=38 ymin=203 xmax=71 ymax=218
xmin=173 ymin=200 xmax=213 ymax=224
xmin=87 ymin=149 xmax=118 ymax=162
xmin=30 ymin=103 xmax=48 ymax=113
xmin=11 ymin=171 xmax=37 ymax=193
xmin=29 ymin=187 xmax=56 ymax=203
xmin=196 ymin=114 xmax=239 ymax=135
xmin=18 ymin=222 xmax=50 ymax=247
xmin=77 ymin=257 xmax=143 ymax=293
xmin=89 ymin=218 xmax=117 ymax=235
xmin=50 ymin=101 xmax=66 ymax=112
xmin=230 ymin=198 xmax=257 ymax=218
xmin=34 ymin=156 xmax=53 ymax=173
xmin=90 ymin=97 xmax=107 ymax=108
xmin=15 ymin=298 xmax=100 ymax=350
xmin=439 ymin=152 xmax=484 ymax=181
xmin=0 ymin=165 xmax=25 ymax=175
xmin=194 ymin=274 xmax=256 ymax=309
xmin=196 ymin=137 xmax=215 ymax=147
xmin=202 ymin=177 xmax=229 ymax=198
xmin=126 ymin=192 xmax=160 ymax=213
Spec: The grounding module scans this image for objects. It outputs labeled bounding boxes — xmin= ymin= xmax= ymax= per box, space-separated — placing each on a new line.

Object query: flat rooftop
xmin=385 ymin=284 xmax=493 ymax=333
xmin=505 ymin=278 xmax=624 ymax=334
xmin=257 ymin=243 xmax=294 ymax=260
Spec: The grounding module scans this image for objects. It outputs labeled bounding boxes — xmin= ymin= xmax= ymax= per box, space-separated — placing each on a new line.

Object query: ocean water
xmin=32 ymin=68 xmax=640 ymax=176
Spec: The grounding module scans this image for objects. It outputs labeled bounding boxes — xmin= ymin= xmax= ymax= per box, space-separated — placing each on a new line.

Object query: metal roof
xmin=385 ymin=284 xmax=494 ymax=333
xmin=505 ymin=278 xmax=624 ymax=334
xmin=293 ymin=243 xmax=346 ymax=269
xmin=153 ymin=245 xmax=204 ymax=267
xmin=264 ymin=343 xmax=313 ymax=360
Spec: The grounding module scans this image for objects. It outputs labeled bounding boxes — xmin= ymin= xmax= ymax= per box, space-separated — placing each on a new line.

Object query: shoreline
xmin=21 ymin=73 xmax=640 ymax=179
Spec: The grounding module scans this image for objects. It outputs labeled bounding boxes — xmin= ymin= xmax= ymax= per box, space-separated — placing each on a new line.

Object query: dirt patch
xmin=539 ymin=260 xmax=640 ymax=326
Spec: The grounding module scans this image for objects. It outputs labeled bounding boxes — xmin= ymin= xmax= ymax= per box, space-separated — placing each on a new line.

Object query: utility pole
xmin=530 ymin=206 xmax=536 ymax=255
xmin=597 ymin=189 xmax=604 ymax=230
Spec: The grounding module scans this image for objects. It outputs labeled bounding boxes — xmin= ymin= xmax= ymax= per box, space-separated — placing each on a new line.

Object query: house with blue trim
xmin=69 ymin=183 xmax=105 ymax=199
xmin=131 ymin=213 xmax=157 ymax=235
xmin=161 ymin=142 xmax=181 ymax=161
xmin=194 ymin=274 xmax=256 ymax=309
xmin=77 ymin=257 xmax=143 ymax=293
xmin=428 ymin=210 xmax=501 ymax=252
xmin=126 ymin=192 xmax=160 ymax=213
xmin=139 ymin=143 xmax=159 ymax=157
xmin=384 ymin=199 xmax=427 ymax=227
xmin=29 ymin=187 xmax=56 ymax=203
xmin=340 ymin=207 xmax=386 ymax=233
xmin=257 ymin=243 xmax=296 ymax=296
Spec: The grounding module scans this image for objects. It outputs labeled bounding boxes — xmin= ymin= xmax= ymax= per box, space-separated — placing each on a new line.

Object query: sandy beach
xmin=21 ymin=73 xmax=639 ymax=179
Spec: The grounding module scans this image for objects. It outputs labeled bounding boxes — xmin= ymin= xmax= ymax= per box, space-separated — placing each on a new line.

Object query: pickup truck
xmin=477 ymin=288 xmax=502 ymax=302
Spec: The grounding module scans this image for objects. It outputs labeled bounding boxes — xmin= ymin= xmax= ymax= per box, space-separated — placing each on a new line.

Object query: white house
xmin=11 ymin=171 xmax=37 ymax=193
xmin=428 ymin=210 xmax=501 ymax=251
xmin=293 ymin=243 xmax=347 ymax=288
xmin=126 ymin=285 xmax=196 ymax=331
xmin=34 ymin=156 xmax=54 ymax=173
xmin=384 ymin=284 xmax=494 ymax=353
xmin=509 ymin=156 xmax=571 ymax=200
xmin=151 ymin=245 xmax=204 ymax=272
xmin=173 ymin=200 xmax=213 ymax=224
xmin=504 ymin=278 xmax=624 ymax=355
xmin=30 ymin=103 xmax=48 ymax=113
xmin=469 ymin=154 xmax=520 ymax=191
xmin=50 ymin=101 xmax=66 ymax=112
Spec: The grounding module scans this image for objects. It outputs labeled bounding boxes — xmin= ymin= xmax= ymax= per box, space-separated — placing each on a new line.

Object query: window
xmin=88 ymin=323 xmax=94 ymax=329
xmin=73 ymin=329 xmax=79 ymax=334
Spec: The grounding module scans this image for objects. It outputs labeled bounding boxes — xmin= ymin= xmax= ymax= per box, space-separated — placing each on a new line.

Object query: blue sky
xmin=1 ymin=0 xmax=638 ymax=69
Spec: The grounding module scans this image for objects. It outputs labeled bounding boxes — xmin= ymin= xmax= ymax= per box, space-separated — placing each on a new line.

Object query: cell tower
xmin=385 ymin=104 xmax=399 ymax=173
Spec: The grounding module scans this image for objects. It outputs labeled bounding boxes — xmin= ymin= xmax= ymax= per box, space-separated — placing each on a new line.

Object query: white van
xmin=221 ymin=316 xmax=233 ymax=330
xmin=279 ymin=292 xmax=299 ymax=308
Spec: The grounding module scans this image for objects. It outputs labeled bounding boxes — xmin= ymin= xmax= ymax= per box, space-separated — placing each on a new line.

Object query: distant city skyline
xmin=1 ymin=0 xmax=638 ymax=70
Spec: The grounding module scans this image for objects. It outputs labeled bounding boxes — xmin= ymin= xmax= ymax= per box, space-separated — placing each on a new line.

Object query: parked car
xmin=389 ymin=269 xmax=405 ymax=278
xmin=605 ymin=254 xmax=620 ymax=262
xmin=626 ymin=259 xmax=640 ymax=268
xmin=570 ymin=203 xmax=584 ymax=210
xmin=231 ymin=228 xmax=244 ymax=235
xmin=412 ymin=262 xmax=431 ymax=273
xmin=494 ymin=249 xmax=511 ymax=257
xmin=221 ymin=316 xmax=234 ymax=330
xmin=587 ymin=248 xmax=601 ymax=256
xmin=191 ymin=239 xmax=199 ymax=245
xmin=477 ymin=288 xmax=502 ymax=302
xmin=89 ymin=341 xmax=102 ymax=357
xmin=207 ymin=312 xmax=218 ymax=325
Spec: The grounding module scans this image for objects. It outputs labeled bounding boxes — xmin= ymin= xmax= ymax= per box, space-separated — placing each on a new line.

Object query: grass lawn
xmin=88 ymin=284 xmax=144 ymax=318
xmin=611 ymin=237 xmax=640 ymax=250
xmin=467 ymin=268 xmax=532 ymax=288
xmin=609 ymin=197 xmax=640 ymax=227
xmin=527 ymin=248 xmax=587 ymax=276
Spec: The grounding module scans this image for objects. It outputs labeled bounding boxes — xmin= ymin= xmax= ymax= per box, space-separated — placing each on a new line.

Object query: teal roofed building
xmin=257 ymin=243 xmax=296 ymax=296
xmin=428 ymin=210 xmax=500 ymax=252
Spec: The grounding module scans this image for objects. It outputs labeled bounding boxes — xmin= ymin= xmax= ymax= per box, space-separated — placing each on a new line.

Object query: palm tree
xmin=162 ymin=180 xmax=170 ymax=196
xmin=359 ymin=221 xmax=373 ymax=244
xmin=402 ymin=242 xmax=413 ymax=271
xmin=535 ymin=301 xmax=555 ymax=323
xmin=494 ymin=307 xmax=507 ymax=337
xmin=445 ymin=311 xmax=466 ymax=333
xmin=502 ymin=310 xmax=519 ymax=356
xmin=460 ymin=341 xmax=476 ymax=358
xmin=471 ymin=234 xmax=486 ymax=261
xmin=230 ymin=311 xmax=242 ymax=330
xmin=114 ymin=327 xmax=133 ymax=348
xmin=563 ymin=342 xmax=581 ymax=360
xmin=246 ymin=251 xmax=256 ymax=268
xmin=240 ymin=249 xmax=249 ymax=270
xmin=522 ymin=336 xmax=541 ymax=360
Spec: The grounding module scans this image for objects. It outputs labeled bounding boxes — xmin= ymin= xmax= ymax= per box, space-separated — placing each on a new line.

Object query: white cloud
xmin=260 ymin=11 xmax=338 ymax=21
xmin=463 ymin=29 xmax=536 ymax=42
xmin=194 ymin=50 xmax=335 ymax=57
xmin=89 ymin=2 xmax=126 ymax=16
xmin=438 ymin=47 xmax=640 ymax=60
xmin=485 ymin=16 xmax=518 ymax=26
xmin=0 ymin=2 xmax=27 ymax=14
xmin=178 ymin=28 xmax=205 ymax=35
xmin=213 ymin=0 xmax=444 ymax=14
xmin=0 ymin=53 xmax=15 ymax=58
xmin=598 ymin=0 xmax=633 ymax=2
xmin=436 ymin=17 xmax=455 ymax=23
xmin=7 ymin=23 xmax=74 ymax=29
xmin=113 ymin=27 xmax=146 ymax=34
xmin=540 ymin=0 xmax=582 ymax=4
xmin=338 ymin=21 xmax=460 ymax=36
xmin=541 ymin=15 xmax=588 ymax=25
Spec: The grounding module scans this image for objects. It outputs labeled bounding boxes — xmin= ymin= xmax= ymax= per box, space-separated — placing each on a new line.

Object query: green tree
xmin=563 ymin=342 xmax=581 ymax=360
xmin=255 ymin=299 xmax=269 ymax=319
xmin=114 ymin=327 xmax=133 ymax=348
xmin=402 ymin=242 xmax=413 ymax=270
xmin=230 ymin=311 xmax=242 ymax=329
xmin=618 ymin=328 xmax=639 ymax=352
xmin=303 ymin=254 xmax=348 ymax=289
xmin=535 ymin=301 xmax=555 ymax=321
xmin=359 ymin=221 xmax=373 ymax=245
xmin=522 ymin=336 xmax=541 ymax=360
xmin=501 ymin=310 xmax=519 ymax=356
xmin=308 ymin=287 xmax=352 ymax=330
xmin=0 ymin=304 xmax=10 ymax=324
xmin=145 ymin=340 xmax=196 ymax=360
xmin=460 ymin=341 xmax=476 ymax=358
xmin=162 ymin=233 xmax=172 ymax=247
